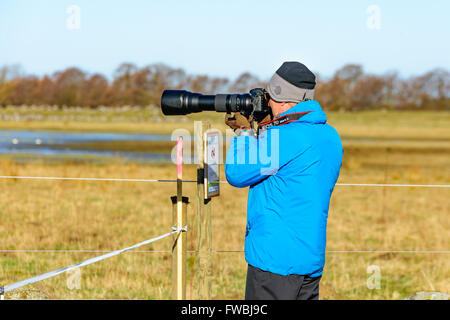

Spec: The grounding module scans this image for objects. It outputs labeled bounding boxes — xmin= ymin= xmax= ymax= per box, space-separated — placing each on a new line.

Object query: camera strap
xmin=257 ymin=111 xmax=312 ymax=136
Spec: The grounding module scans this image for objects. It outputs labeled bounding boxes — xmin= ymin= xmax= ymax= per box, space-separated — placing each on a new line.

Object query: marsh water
xmin=0 ymin=129 xmax=178 ymax=163
xmin=0 ymin=129 xmax=423 ymax=163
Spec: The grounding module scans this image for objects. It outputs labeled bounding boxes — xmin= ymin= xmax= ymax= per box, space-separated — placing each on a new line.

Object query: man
xmin=224 ymin=61 xmax=343 ymax=300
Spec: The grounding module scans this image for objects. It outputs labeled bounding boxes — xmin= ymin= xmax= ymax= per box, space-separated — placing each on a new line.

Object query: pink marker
xmin=177 ymin=137 xmax=183 ymax=180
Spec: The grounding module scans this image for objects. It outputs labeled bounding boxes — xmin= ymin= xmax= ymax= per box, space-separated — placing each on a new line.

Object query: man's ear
xmin=280 ymin=102 xmax=293 ymax=113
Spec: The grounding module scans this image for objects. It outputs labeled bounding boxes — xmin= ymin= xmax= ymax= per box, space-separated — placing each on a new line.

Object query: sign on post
xmin=204 ymin=130 xmax=220 ymax=199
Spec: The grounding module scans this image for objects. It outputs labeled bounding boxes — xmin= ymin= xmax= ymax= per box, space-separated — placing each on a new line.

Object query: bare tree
xmin=52 ymin=67 xmax=86 ymax=107
xmin=229 ymin=72 xmax=264 ymax=93
xmin=82 ymin=74 xmax=109 ymax=107
xmin=0 ymin=63 xmax=447 ymax=110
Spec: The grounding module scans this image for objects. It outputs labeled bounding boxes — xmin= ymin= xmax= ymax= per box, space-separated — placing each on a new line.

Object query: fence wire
xmin=0 ymin=174 xmax=448 ymax=297
xmin=1 ymin=227 xmax=186 ymax=294
xmin=0 ymin=175 xmax=449 ymax=188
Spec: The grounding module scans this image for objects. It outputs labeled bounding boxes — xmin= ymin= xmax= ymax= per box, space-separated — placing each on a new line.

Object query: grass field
xmin=0 ymin=108 xmax=449 ymax=299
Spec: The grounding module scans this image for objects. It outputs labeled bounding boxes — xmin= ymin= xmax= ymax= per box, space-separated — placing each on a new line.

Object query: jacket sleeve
xmin=225 ymin=130 xmax=283 ymax=188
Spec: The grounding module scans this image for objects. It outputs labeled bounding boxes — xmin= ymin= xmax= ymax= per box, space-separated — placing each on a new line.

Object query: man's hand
xmin=225 ymin=113 xmax=252 ymax=130
xmin=258 ymin=113 xmax=272 ymax=124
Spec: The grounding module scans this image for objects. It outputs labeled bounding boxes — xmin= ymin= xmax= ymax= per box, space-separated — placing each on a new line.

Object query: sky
xmin=0 ymin=0 xmax=449 ymax=81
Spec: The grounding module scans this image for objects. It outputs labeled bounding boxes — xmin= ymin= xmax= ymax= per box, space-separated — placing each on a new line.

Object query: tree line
xmin=0 ymin=63 xmax=448 ymax=111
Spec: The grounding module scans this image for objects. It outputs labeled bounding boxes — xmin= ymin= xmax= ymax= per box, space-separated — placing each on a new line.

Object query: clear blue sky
xmin=0 ymin=0 xmax=449 ymax=80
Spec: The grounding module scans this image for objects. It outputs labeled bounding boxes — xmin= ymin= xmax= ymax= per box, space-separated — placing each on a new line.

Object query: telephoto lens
xmin=161 ymin=90 xmax=252 ymax=116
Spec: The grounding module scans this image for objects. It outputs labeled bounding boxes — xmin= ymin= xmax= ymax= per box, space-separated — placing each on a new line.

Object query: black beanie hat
xmin=267 ymin=61 xmax=316 ymax=102
xmin=276 ymin=61 xmax=316 ymax=89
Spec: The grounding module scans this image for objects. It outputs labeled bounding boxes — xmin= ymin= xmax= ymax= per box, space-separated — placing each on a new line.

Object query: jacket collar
xmin=278 ymin=100 xmax=327 ymax=124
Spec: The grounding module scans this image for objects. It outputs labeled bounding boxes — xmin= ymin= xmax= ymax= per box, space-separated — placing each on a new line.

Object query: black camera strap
xmin=257 ymin=111 xmax=311 ymax=136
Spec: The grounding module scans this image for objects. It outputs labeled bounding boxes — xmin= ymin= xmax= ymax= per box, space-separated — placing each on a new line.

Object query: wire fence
xmin=1 ymin=227 xmax=187 ymax=296
xmin=0 ymin=249 xmax=449 ymax=254
xmin=0 ymin=174 xmax=448 ymax=298
xmin=1 ymin=175 xmax=449 ymax=188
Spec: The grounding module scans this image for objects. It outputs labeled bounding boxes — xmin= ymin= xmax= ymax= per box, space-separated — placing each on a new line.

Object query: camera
xmin=160 ymin=88 xmax=271 ymax=122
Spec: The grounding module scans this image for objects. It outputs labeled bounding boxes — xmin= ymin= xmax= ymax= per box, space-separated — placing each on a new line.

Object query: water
xmin=0 ymin=130 xmax=176 ymax=163
xmin=0 ymin=129 xmax=421 ymax=163
xmin=0 ymin=130 xmax=173 ymax=144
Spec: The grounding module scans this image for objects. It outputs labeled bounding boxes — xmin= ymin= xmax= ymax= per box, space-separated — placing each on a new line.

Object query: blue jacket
xmin=225 ymin=100 xmax=343 ymax=277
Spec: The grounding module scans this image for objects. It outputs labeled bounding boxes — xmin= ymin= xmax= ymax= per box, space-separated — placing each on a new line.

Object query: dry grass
xmin=0 ymin=110 xmax=449 ymax=300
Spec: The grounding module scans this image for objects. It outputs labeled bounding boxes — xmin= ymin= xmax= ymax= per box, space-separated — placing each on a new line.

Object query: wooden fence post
xmin=195 ymin=121 xmax=212 ymax=299
xmin=171 ymin=195 xmax=188 ymax=300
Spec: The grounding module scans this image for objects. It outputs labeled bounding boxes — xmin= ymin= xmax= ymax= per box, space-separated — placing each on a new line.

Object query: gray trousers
xmin=245 ymin=264 xmax=321 ymax=300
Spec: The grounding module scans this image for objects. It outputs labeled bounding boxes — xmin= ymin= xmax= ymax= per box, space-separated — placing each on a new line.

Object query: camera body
xmin=247 ymin=88 xmax=272 ymax=122
xmin=161 ymin=88 xmax=271 ymax=123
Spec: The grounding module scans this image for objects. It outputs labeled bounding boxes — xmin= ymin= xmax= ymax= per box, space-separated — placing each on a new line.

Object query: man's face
xmin=269 ymin=98 xmax=294 ymax=118
xmin=268 ymin=98 xmax=281 ymax=117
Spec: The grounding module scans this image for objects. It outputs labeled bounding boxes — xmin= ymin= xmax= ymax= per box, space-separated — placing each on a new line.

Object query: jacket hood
xmin=278 ymin=100 xmax=327 ymax=124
